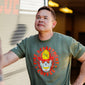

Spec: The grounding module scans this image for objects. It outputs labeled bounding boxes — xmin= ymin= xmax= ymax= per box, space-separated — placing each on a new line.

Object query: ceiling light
xmin=59 ymin=7 xmax=73 ymax=14
xmin=48 ymin=0 xmax=59 ymax=7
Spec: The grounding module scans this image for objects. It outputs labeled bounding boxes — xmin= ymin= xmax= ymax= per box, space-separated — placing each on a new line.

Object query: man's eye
xmin=37 ymin=16 xmax=40 ymax=19
xmin=44 ymin=17 xmax=48 ymax=19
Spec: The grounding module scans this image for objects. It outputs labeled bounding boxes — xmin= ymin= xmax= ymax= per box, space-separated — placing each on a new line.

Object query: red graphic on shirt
xmin=33 ymin=46 xmax=59 ymax=76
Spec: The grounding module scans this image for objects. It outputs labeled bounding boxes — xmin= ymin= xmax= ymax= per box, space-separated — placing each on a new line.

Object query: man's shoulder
xmin=54 ymin=32 xmax=73 ymax=42
xmin=24 ymin=34 xmax=38 ymax=41
xmin=54 ymin=32 xmax=72 ymax=38
xmin=28 ymin=34 xmax=38 ymax=39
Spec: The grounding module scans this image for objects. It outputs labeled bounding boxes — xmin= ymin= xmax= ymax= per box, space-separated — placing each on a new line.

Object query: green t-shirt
xmin=11 ymin=32 xmax=85 ymax=85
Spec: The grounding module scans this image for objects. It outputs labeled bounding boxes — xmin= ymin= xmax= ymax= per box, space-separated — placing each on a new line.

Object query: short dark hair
xmin=38 ymin=6 xmax=56 ymax=20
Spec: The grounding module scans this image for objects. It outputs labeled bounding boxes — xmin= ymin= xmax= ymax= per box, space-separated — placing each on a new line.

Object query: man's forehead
xmin=36 ymin=10 xmax=52 ymax=16
xmin=36 ymin=15 xmax=48 ymax=17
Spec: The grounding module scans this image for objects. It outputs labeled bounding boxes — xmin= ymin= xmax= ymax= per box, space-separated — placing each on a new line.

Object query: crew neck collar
xmin=37 ymin=32 xmax=55 ymax=42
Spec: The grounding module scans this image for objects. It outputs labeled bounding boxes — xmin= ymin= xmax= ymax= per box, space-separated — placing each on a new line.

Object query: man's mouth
xmin=38 ymin=24 xmax=44 ymax=27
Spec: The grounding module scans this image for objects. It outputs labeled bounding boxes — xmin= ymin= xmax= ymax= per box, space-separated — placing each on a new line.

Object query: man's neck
xmin=38 ymin=31 xmax=54 ymax=41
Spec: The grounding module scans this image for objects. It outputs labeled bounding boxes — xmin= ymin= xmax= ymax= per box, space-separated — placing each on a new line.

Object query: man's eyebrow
xmin=44 ymin=16 xmax=48 ymax=17
xmin=36 ymin=15 xmax=48 ymax=17
xmin=36 ymin=15 xmax=40 ymax=17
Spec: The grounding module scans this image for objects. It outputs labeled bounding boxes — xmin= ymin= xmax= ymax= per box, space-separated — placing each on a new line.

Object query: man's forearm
xmin=2 ymin=51 xmax=19 ymax=68
xmin=73 ymin=61 xmax=85 ymax=85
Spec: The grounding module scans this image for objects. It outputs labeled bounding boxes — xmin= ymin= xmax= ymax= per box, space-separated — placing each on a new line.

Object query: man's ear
xmin=52 ymin=20 xmax=57 ymax=29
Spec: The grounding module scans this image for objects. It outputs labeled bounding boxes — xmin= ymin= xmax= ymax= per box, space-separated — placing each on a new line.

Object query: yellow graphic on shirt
xmin=42 ymin=50 xmax=49 ymax=60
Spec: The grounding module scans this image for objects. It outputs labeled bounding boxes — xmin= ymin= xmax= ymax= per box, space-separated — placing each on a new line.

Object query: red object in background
xmin=0 ymin=0 xmax=19 ymax=15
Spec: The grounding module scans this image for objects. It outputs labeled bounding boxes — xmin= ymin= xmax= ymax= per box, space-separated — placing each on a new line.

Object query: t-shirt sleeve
xmin=70 ymin=38 xmax=85 ymax=59
xmin=10 ymin=39 xmax=26 ymax=58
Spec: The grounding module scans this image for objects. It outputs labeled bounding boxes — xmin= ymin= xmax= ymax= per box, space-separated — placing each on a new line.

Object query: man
xmin=0 ymin=6 xmax=85 ymax=85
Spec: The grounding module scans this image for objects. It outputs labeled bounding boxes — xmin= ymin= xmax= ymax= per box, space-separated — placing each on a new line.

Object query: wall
xmin=0 ymin=0 xmax=19 ymax=53
xmin=18 ymin=14 xmax=38 ymax=37
xmin=74 ymin=14 xmax=85 ymax=40
xmin=53 ymin=12 xmax=66 ymax=34
xmin=0 ymin=0 xmax=37 ymax=85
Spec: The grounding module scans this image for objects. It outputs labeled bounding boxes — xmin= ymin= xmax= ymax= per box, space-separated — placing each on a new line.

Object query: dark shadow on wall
xmin=71 ymin=58 xmax=81 ymax=84
xmin=78 ymin=32 xmax=85 ymax=46
xmin=10 ymin=24 xmax=27 ymax=45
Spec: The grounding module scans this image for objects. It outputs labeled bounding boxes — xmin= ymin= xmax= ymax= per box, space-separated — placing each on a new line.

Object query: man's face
xmin=35 ymin=10 xmax=56 ymax=32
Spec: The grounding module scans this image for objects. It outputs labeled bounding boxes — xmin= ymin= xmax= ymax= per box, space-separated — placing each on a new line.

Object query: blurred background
xmin=0 ymin=0 xmax=85 ymax=85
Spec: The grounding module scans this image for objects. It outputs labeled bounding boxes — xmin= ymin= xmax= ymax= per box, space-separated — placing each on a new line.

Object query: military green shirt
xmin=11 ymin=32 xmax=85 ymax=85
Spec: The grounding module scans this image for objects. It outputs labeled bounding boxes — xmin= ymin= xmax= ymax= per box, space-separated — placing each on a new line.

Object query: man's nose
xmin=39 ymin=18 xmax=44 ymax=22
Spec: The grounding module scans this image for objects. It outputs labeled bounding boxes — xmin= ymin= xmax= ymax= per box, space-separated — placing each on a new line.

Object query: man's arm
xmin=0 ymin=39 xmax=19 ymax=85
xmin=2 ymin=51 xmax=19 ymax=68
xmin=73 ymin=52 xmax=85 ymax=85
xmin=0 ymin=39 xmax=19 ymax=68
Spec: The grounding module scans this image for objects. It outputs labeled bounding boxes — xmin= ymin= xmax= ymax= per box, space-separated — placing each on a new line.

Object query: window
xmin=20 ymin=0 xmax=48 ymax=14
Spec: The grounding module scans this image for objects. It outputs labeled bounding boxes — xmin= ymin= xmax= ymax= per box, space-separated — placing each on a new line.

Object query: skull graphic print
xmin=33 ymin=46 xmax=59 ymax=76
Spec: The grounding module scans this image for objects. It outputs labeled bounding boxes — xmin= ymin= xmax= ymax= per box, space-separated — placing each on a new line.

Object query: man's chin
xmin=36 ymin=28 xmax=45 ymax=32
